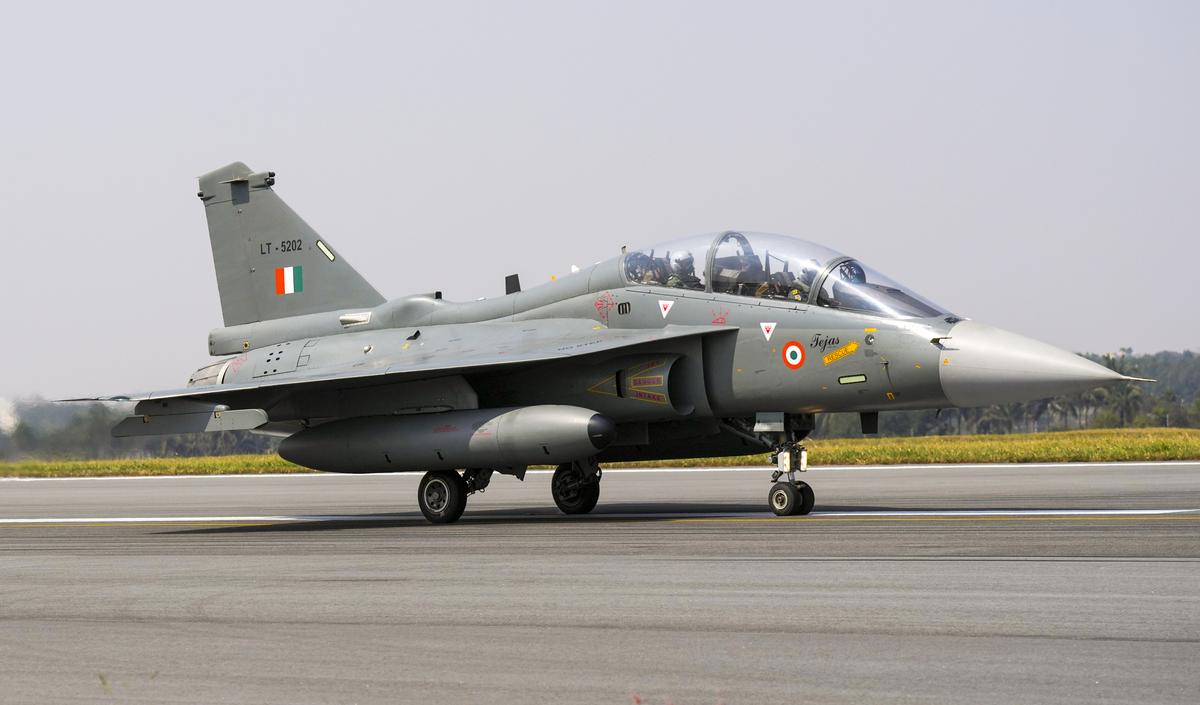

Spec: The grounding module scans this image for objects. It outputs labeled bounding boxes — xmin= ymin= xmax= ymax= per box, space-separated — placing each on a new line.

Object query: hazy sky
xmin=0 ymin=1 xmax=1196 ymax=400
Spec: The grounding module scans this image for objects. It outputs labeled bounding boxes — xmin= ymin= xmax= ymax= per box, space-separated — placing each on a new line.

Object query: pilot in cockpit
xmin=625 ymin=252 xmax=663 ymax=285
xmin=755 ymin=271 xmax=795 ymax=299
xmin=791 ymin=261 xmax=820 ymax=300
xmin=666 ymin=251 xmax=702 ymax=290
xmin=827 ymin=260 xmax=874 ymax=309
xmin=753 ymin=259 xmax=822 ymax=302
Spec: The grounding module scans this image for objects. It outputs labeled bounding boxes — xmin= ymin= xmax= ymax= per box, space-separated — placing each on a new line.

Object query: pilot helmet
xmin=670 ymin=250 xmax=695 ymax=275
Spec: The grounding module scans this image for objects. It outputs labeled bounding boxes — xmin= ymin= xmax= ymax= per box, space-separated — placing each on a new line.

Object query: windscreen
xmin=815 ymin=259 xmax=946 ymax=318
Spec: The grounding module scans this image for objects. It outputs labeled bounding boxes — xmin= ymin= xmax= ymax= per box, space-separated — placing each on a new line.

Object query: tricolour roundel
xmin=781 ymin=341 xmax=807 ymax=370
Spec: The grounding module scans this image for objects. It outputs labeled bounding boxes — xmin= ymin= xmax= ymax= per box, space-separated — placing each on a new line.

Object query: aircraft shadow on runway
xmin=160 ymin=502 xmax=1004 ymax=534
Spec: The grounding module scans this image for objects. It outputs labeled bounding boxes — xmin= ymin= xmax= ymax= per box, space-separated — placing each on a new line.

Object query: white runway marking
xmin=811 ymin=508 xmax=1200 ymax=517
xmin=0 ymin=515 xmax=386 ymax=524
xmin=0 ymin=460 xmax=1197 ymax=482
xmin=2 ymin=508 xmax=1198 ymax=524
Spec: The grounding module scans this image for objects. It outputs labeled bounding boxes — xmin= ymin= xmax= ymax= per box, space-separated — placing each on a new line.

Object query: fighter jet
xmin=74 ymin=162 xmax=1146 ymax=523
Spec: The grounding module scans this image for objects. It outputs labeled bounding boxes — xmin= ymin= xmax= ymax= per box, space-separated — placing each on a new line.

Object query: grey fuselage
xmin=198 ymin=253 xmax=952 ymax=458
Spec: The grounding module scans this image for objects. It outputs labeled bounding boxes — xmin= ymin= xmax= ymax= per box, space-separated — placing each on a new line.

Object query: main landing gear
xmin=417 ymin=470 xmax=468 ymax=524
xmin=551 ymin=459 xmax=602 ymax=515
xmin=417 ymin=461 xmax=602 ymax=524
xmin=416 ymin=468 xmax=494 ymax=523
xmin=768 ymin=442 xmax=814 ymax=516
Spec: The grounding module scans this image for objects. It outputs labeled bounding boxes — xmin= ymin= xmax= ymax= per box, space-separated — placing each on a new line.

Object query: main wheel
xmin=552 ymin=463 xmax=600 ymax=515
xmin=769 ymin=481 xmax=815 ymax=516
xmin=418 ymin=470 xmax=468 ymax=524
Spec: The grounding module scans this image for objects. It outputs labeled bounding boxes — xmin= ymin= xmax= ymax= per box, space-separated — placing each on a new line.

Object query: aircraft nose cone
xmin=938 ymin=320 xmax=1125 ymax=407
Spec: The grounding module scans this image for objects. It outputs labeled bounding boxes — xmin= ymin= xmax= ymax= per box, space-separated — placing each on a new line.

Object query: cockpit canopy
xmin=623 ymin=231 xmax=946 ymax=319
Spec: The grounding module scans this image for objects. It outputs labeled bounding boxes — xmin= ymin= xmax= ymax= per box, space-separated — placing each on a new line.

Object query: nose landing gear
xmin=768 ymin=443 xmax=814 ymax=516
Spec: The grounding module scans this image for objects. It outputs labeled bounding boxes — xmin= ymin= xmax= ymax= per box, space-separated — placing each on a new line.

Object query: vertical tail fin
xmin=197 ymin=162 xmax=385 ymax=326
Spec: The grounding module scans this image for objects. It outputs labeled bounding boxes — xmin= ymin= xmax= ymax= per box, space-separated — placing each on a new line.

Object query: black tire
xmin=552 ymin=463 xmax=600 ymax=515
xmin=418 ymin=470 xmax=468 ymax=524
xmin=795 ymin=481 xmax=815 ymax=515
xmin=769 ymin=482 xmax=799 ymax=516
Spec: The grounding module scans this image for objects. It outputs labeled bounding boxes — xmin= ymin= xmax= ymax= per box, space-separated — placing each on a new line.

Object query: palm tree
xmin=1107 ymin=382 xmax=1144 ymax=427
xmin=1024 ymin=398 xmax=1051 ymax=433
xmin=980 ymin=403 xmax=1023 ymax=434
xmin=1049 ymin=396 xmax=1078 ymax=430
xmin=1079 ymin=387 xmax=1109 ymax=428
xmin=959 ymin=406 xmax=985 ymax=434
xmin=1101 ymin=349 xmax=1144 ymax=427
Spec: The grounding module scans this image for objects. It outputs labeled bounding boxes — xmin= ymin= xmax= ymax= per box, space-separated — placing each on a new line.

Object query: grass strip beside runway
xmin=1 ymin=428 xmax=1197 ymax=477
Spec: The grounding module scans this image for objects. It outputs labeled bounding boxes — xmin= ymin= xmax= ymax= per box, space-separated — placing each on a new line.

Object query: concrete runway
xmin=2 ymin=462 xmax=1198 ymax=704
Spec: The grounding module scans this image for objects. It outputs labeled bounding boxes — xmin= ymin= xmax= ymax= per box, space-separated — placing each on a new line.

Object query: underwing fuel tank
xmin=278 ymin=405 xmax=616 ymax=473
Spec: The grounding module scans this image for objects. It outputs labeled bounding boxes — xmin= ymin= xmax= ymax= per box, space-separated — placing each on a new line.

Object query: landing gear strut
xmin=768 ymin=442 xmax=814 ymax=516
xmin=551 ymin=459 xmax=601 ymax=515
xmin=418 ymin=470 xmax=468 ymax=524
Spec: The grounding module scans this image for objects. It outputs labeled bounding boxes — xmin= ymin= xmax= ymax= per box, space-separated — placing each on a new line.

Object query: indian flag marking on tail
xmin=275 ymin=266 xmax=303 ymax=295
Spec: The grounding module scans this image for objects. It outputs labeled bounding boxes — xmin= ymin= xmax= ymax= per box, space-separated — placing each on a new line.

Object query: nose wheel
xmin=768 ymin=443 xmax=814 ymax=516
xmin=769 ymin=480 xmax=814 ymax=516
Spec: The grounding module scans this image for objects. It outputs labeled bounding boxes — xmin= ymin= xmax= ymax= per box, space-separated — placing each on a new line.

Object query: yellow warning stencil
xmin=822 ymin=341 xmax=859 ymax=365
